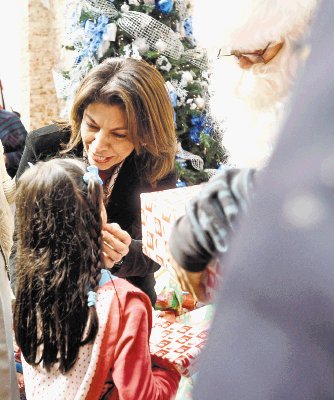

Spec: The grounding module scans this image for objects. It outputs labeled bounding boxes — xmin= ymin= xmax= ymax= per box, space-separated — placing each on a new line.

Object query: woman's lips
xmin=90 ymin=153 xmax=113 ymax=164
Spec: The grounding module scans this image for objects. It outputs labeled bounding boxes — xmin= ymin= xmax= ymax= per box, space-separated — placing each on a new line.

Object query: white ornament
xmin=123 ymin=44 xmax=132 ymax=58
xmin=181 ymin=70 xmax=194 ymax=83
xmin=156 ymin=55 xmax=172 ymax=72
xmin=121 ymin=3 xmax=130 ymax=12
xmin=129 ymin=0 xmax=140 ymax=5
xmin=195 ymin=97 xmax=205 ymax=109
xmin=130 ymin=44 xmax=143 ymax=60
xmin=103 ymin=23 xmax=117 ymax=42
xmin=133 ymin=37 xmax=150 ymax=54
xmin=201 ymin=70 xmax=209 ymax=80
xmin=177 ymin=97 xmax=186 ymax=107
xmin=190 ymin=103 xmax=197 ymax=110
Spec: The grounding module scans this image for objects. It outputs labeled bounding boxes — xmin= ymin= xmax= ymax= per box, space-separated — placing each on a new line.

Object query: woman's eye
xmin=86 ymin=121 xmax=98 ymax=130
xmin=112 ymin=133 xmax=127 ymax=139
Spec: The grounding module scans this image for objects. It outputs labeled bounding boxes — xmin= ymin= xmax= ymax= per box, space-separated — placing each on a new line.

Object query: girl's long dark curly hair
xmin=13 ymin=158 xmax=104 ymax=373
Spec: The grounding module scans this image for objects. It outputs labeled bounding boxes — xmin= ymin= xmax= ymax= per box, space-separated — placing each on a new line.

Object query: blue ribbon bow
xmin=87 ymin=290 xmax=97 ymax=307
xmin=83 ymin=165 xmax=103 ymax=186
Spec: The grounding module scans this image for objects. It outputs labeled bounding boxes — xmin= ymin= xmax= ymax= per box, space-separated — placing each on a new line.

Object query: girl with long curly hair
xmin=13 ymin=158 xmax=180 ymax=399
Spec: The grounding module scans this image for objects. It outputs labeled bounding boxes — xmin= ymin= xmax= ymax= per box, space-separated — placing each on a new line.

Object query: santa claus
xmin=192 ymin=0 xmax=319 ymax=168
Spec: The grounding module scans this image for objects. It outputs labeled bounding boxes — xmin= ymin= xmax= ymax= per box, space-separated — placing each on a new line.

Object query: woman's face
xmin=81 ymin=102 xmax=135 ymax=171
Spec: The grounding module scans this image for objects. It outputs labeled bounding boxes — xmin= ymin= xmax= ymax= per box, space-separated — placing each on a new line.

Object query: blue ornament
xmin=189 ymin=114 xmax=214 ymax=141
xmin=176 ymin=158 xmax=187 ymax=168
xmin=168 ymin=88 xmax=178 ymax=107
xmin=176 ymin=180 xmax=187 ymax=188
xmin=156 ymin=0 xmax=174 ymax=14
xmin=183 ymin=17 xmax=193 ymax=37
xmin=189 ymin=126 xmax=201 ymax=143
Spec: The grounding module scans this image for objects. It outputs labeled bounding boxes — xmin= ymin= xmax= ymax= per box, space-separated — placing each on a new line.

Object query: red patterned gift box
xmin=141 ymin=185 xmax=222 ymax=303
xmin=150 ymin=318 xmax=209 ymax=377
xmin=141 ymin=185 xmax=201 ymax=272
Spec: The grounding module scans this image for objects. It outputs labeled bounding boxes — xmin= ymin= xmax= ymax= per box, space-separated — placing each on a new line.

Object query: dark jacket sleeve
xmin=111 ymin=240 xmax=161 ymax=278
xmin=16 ymin=130 xmax=37 ymax=179
xmin=16 ymin=124 xmax=71 ymax=179
xmin=169 ymin=167 xmax=256 ymax=272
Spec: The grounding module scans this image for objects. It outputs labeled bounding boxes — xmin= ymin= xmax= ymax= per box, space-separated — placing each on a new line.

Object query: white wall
xmin=0 ymin=0 xmax=22 ymax=113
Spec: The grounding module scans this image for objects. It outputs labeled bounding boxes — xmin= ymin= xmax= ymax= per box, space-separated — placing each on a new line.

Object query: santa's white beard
xmin=208 ymin=44 xmax=298 ymax=169
xmin=220 ymin=101 xmax=284 ymax=169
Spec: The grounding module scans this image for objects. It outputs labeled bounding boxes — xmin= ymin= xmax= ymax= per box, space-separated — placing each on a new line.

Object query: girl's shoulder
xmin=99 ymin=275 xmax=148 ymax=297
xmin=98 ymin=275 xmax=152 ymax=308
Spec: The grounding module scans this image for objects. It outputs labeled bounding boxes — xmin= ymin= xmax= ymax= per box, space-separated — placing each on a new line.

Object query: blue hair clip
xmin=87 ymin=290 xmax=97 ymax=307
xmin=83 ymin=165 xmax=103 ymax=186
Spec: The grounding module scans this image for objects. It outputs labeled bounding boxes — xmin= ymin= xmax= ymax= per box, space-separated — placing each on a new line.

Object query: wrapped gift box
xmin=141 ymin=185 xmax=201 ymax=271
xmin=141 ymin=185 xmax=222 ymax=302
xmin=150 ymin=318 xmax=209 ymax=377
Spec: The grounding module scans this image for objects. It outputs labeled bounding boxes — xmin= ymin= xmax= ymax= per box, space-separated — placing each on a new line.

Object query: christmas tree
xmin=54 ymin=0 xmax=225 ymax=186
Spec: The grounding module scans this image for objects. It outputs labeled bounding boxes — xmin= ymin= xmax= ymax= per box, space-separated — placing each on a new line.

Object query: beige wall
xmin=20 ymin=0 xmax=67 ymax=131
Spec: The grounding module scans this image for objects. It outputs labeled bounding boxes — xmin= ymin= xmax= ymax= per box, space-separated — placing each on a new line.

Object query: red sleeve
xmin=110 ymin=283 xmax=180 ymax=400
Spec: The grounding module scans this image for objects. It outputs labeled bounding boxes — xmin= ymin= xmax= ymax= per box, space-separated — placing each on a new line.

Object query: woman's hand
xmin=102 ymin=223 xmax=131 ymax=267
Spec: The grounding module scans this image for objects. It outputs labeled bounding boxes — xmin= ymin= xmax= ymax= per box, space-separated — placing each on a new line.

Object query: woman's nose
xmin=92 ymin=130 xmax=109 ymax=151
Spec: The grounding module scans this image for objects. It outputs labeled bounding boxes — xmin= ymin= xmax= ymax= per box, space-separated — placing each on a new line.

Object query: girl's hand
xmin=102 ymin=223 xmax=131 ymax=267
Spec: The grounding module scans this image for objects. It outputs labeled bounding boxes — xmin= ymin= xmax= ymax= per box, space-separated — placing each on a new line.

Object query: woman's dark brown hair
xmin=62 ymin=57 xmax=177 ymax=186
xmin=13 ymin=158 xmax=104 ymax=373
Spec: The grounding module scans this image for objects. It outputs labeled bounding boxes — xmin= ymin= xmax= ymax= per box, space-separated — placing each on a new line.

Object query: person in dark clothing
xmin=193 ymin=1 xmax=334 ymax=397
xmin=16 ymin=57 xmax=177 ymax=306
xmin=170 ymin=0 xmax=334 ymax=397
xmin=0 ymin=109 xmax=28 ymax=178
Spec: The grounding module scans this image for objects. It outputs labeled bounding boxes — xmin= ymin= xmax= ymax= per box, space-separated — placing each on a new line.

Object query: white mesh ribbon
xmin=177 ymin=142 xmax=204 ymax=171
xmin=204 ymin=168 xmax=218 ymax=179
xmin=80 ymin=1 xmax=207 ymax=69
xmin=83 ymin=0 xmax=119 ymax=19
xmin=183 ymin=48 xmax=207 ymax=70
xmin=118 ymin=11 xmax=184 ymax=60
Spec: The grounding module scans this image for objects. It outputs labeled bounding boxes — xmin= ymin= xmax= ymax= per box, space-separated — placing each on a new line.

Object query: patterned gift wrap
xmin=150 ymin=319 xmax=209 ymax=377
xmin=141 ymin=185 xmax=201 ymax=273
xmin=141 ymin=185 xmax=223 ymax=302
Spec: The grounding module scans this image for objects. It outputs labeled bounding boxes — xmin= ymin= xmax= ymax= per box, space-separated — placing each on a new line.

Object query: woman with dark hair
xmin=16 ymin=57 xmax=177 ymax=305
xmin=14 ymin=158 xmax=180 ymax=399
